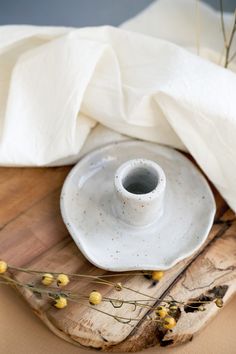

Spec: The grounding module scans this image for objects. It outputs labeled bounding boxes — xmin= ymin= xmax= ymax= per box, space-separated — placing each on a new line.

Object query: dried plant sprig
xmin=0 ymin=261 xmax=224 ymax=330
xmin=9 ymin=265 xmax=150 ymax=278
xmin=8 ymin=264 xmax=156 ymax=299
xmin=0 ymin=263 xmax=223 ymax=307
xmin=220 ymin=1 xmax=236 ymax=68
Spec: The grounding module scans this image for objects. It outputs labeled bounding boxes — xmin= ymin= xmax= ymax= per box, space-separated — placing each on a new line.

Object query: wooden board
xmin=0 ymin=165 xmax=235 ymax=351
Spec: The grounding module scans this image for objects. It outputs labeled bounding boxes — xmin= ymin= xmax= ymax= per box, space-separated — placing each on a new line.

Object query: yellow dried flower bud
xmin=41 ymin=273 xmax=54 ymax=286
xmin=57 ymin=274 xmax=70 ymax=287
xmin=89 ymin=291 xmax=102 ymax=305
xmin=54 ymin=296 xmax=67 ymax=309
xmin=0 ymin=261 xmax=8 ymax=274
xmin=151 ymin=271 xmax=164 ymax=282
xmin=198 ymin=305 xmax=205 ymax=312
xmin=115 ymin=282 xmax=123 ymax=291
xmin=215 ymin=298 xmax=223 ymax=308
xmin=169 ymin=305 xmax=178 ymax=311
xmin=163 ymin=316 xmax=176 ymax=330
xmin=155 ymin=306 xmax=168 ymax=319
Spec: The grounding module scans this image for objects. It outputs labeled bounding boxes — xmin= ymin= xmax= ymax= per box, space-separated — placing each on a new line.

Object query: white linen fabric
xmin=0 ymin=0 xmax=236 ymax=211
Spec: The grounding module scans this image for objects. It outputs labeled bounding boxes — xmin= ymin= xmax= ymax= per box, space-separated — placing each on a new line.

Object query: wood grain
xmin=0 ymin=165 xmax=235 ymax=352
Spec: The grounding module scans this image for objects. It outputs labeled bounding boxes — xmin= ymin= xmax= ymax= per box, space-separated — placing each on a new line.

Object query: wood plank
xmin=0 ymin=189 xmax=68 ymax=265
xmin=0 ymin=167 xmax=70 ymax=228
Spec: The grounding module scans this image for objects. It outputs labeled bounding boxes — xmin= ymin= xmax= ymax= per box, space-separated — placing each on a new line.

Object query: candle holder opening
xmin=122 ymin=166 xmax=159 ymax=195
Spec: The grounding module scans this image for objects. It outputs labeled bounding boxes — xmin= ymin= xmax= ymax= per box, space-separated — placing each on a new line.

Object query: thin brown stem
xmin=220 ymin=3 xmax=236 ymax=68
xmin=0 ymin=274 xmax=215 ymax=308
xmin=68 ymin=298 xmax=141 ymax=323
xmin=8 ymin=265 xmax=156 ymax=299
xmin=9 ymin=265 xmax=149 ymax=278
xmin=226 ymin=10 xmax=236 ymax=67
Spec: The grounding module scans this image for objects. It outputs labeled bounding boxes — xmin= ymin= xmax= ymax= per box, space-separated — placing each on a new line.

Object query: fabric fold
xmin=0 ymin=0 xmax=235 ymax=212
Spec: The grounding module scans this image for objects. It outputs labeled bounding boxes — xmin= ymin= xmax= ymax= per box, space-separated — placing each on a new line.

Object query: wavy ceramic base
xmin=60 ymin=141 xmax=215 ymax=271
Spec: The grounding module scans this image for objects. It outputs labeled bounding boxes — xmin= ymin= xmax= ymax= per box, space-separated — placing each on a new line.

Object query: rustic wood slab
xmin=0 ymin=164 xmax=235 ymax=351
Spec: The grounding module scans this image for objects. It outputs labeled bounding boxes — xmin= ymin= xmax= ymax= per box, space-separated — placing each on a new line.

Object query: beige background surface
xmin=0 ymin=285 xmax=235 ymax=354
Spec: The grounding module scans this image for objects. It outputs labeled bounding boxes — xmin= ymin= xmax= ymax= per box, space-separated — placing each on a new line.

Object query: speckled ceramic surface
xmin=60 ymin=141 xmax=216 ymax=271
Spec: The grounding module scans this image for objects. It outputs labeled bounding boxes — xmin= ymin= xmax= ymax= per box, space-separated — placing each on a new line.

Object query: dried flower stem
xmin=220 ymin=1 xmax=236 ymax=68
xmin=0 ymin=261 xmax=223 ymax=327
xmin=0 ymin=274 xmax=218 ymax=308
xmin=9 ymin=265 xmax=149 ymax=278
xmin=8 ymin=265 xmax=155 ymax=299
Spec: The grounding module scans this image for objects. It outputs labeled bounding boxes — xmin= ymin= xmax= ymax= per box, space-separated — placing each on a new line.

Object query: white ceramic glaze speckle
xmin=60 ymin=141 xmax=216 ymax=271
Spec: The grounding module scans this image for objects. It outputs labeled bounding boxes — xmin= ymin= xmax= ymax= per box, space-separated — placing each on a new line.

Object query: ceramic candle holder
xmin=61 ymin=140 xmax=216 ymax=271
xmin=114 ymin=159 xmax=166 ymax=226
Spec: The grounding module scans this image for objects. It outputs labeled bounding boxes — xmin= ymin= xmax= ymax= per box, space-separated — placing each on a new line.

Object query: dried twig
xmin=219 ymin=1 xmax=236 ymax=68
xmin=0 ymin=259 xmax=224 ymax=330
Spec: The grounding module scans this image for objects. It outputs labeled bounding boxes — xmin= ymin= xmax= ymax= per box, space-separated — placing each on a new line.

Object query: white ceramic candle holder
xmin=60 ymin=140 xmax=216 ymax=271
xmin=114 ymin=159 xmax=166 ymax=227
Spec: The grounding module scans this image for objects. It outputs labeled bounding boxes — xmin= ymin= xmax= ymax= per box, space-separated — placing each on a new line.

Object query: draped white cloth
xmin=0 ymin=0 xmax=236 ymax=211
